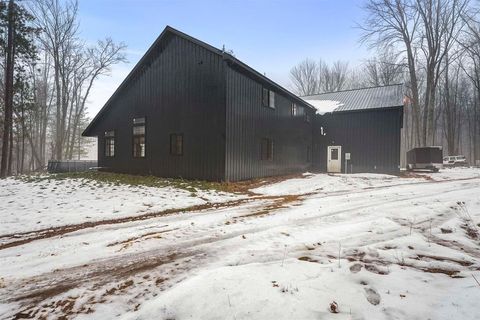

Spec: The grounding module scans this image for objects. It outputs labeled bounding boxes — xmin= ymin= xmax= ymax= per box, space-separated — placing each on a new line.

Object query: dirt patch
xmin=421 ymin=267 xmax=461 ymax=277
xmin=7 ymin=250 xmax=203 ymax=319
xmin=14 ymin=284 xmax=77 ymax=305
xmin=221 ymin=173 xmax=307 ymax=195
xmin=461 ymin=223 xmax=479 ymax=240
xmin=430 ymin=236 xmax=480 ymax=259
xmin=298 ymin=256 xmax=319 ymax=263
xmin=416 ymin=254 xmax=474 ymax=267
xmin=440 ymin=227 xmax=453 ymax=234
xmin=240 ymin=194 xmax=308 ymax=218
xmin=399 ymin=172 xmax=434 ymax=180
xmin=103 ymin=279 xmax=134 ymax=297
xmin=107 ymin=228 xmax=180 ymax=250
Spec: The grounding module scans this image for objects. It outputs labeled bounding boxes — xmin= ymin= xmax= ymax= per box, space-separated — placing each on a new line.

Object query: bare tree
xmin=319 ymin=59 xmax=350 ymax=92
xmin=359 ymin=0 xmax=422 ymax=146
xmin=32 ymin=0 xmax=79 ymax=160
xmin=64 ymin=38 xmax=126 ymax=159
xmin=31 ymin=0 xmax=125 ymax=161
xmin=290 ymin=58 xmax=319 ymax=95
xmin=415 ymin=0 xmax=470 ymax=145
xmin=1 ymin=0 xmax=15 ymax=178
xmin=461 ymin=9 xmax=480 ymax=163
xmin=363 ymin=47 xmax=405 ymax=86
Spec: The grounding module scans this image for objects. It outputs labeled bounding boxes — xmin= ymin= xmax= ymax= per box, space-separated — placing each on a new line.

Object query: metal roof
xmin=302 ymin=84 xmax=404 ymax=113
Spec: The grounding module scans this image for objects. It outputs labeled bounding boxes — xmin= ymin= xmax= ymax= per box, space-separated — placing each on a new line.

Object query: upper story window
xmin=305 ymin=112 xmax=311 ymax=123
xmin=105 ymin=130 xmax=115 ymax=157
xmin=297 ymin=105 xmax=305 ymax=116
xmin=170 ymin=133 xmax=183 ymax=156
xmin=291 ymin=103 xmax=298 ymax=116
xmin=262 ymin=88 xmax=275 ymax=109
xmin=133 ymin=117 xmax=146 ymax=158
xmin=261 ymin=138 xmax=274 ymax=161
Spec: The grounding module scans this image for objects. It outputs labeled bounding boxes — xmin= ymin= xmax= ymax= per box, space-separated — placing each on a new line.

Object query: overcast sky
xmin=78 ymin=0 xmax=371 ymax=118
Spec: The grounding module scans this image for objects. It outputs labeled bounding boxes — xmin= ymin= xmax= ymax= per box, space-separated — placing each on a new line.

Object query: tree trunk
xmin=8 ymin=125 xmax=13 ymax=176
xmin=0 ymin=0 xmax=15 ymax=178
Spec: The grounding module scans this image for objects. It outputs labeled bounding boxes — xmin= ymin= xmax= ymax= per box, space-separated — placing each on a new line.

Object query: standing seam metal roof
xmin=302 ymin=84 xmax=405 ymax=113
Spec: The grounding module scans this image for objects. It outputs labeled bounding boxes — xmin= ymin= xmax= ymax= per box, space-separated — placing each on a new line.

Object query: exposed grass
xmin=15 ymin=171 xmax=232 ymax=193
xmin=14 ymin=171 xmax=307 ymax=194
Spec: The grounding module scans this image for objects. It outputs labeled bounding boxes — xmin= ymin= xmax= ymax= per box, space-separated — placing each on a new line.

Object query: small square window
xmin=170 ymin=134 xmax=183 ymax=156
xmin=261 ymin=138 xmax=274 ymax=161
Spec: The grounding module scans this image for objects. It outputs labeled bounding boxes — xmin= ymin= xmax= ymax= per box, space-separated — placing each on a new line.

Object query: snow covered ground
xmin=0 ymin=168 xmax=479 ymax=319
xmin=0 ymin=176 xmax=243 ymax=235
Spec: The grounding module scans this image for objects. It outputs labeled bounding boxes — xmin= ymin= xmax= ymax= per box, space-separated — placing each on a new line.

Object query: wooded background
xmin=290 ymin=0 xmax=480 ymax=167
xmin=0 ymin=0 xmax=125 ymax=177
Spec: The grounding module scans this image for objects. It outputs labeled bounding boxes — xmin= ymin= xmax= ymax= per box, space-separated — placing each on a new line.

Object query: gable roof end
xmin=83 ymin=26 xmax=314 ymax=136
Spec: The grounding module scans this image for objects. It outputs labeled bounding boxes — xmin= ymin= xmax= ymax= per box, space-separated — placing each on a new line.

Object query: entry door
xmin=327 ymin=146 xmax=342 ymax=173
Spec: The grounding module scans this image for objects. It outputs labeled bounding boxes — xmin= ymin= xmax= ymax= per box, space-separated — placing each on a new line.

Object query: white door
xmin=327 ymin=146 xmax=342 ymax=173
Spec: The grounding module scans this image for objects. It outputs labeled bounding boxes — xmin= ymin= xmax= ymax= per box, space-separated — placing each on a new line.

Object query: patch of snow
xmin=125 ymin=259 xmax=478 ymax=320
xmin=303 ymin=99 xmax=343 ymax=114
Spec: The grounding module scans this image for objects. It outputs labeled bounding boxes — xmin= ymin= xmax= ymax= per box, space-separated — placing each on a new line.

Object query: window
xmin=261 ymin=138 xmax=274 ymax=161
xmin=133 ymin=117 xmax=145 ymax=158
xmin=291 ymin=103 xmax=298 ymax=116
xmin=297 ymin=105 xmax=305 ymax=117
xmin=170 ymin=133 xmax=183 ymax=156
xmin=269 ymin=90 xmax=275 ymax=108
xmin=262 ymin=88 xmax=269 ymax=107
xmin=331 ymin=148 xmax=338 ymax=160
xmin=105 ymin=131 xmax=115 ymax=157
xmin=262 ymin=88 xmax=275 ymax=109
xmin=305 ymin=113 xmax=311 ymax=123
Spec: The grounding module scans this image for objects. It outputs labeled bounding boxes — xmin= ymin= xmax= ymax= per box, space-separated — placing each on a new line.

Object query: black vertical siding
xmin=225 ymin=66 xmax=313 ymax=181
xmin=92 ymin=34 xmax=226 ymax=181
xmin=313 ymin=107 xmax=403 ymax=174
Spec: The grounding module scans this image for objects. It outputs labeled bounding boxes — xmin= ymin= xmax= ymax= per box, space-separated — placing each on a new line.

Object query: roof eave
xmin=333 ymin=105 xmax=404 ymax=114
xmin=223 ymin=55 xmax=316 ymax=111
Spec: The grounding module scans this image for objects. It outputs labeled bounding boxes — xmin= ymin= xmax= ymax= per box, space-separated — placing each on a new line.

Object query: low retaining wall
xmin=47 ymin=160 xmax=98 ymax=173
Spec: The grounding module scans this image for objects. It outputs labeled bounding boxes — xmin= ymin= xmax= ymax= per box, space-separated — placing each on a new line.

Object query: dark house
xmin=83 ymin=26 xmax=316 ymax=181
xmin=83 ymin=26 xmax=404 ymax=181
xmin=304 ymin=84 xmax=404 ymax=174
